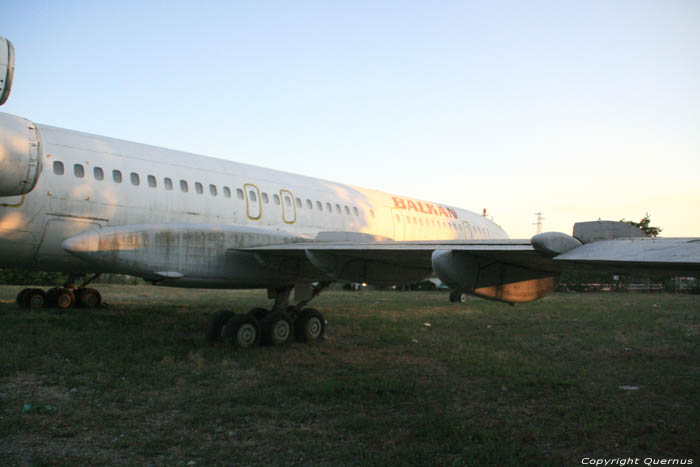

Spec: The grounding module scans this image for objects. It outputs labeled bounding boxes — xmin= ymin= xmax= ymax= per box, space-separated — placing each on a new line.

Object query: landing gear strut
xmin=206 ymin=282 xmax=331 ymax=348
xmin=16 ymin=273 xmax=103 ymax=310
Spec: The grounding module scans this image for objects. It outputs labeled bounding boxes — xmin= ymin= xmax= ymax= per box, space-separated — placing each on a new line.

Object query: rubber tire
xmin=459 ymin=293 xmax=468 ymax=303
xmin=294 ymin=308 xmax=326 ymax=342
xmin=261 ymin=311 xmax=293 ymax=346
xmin=45 ymin=288 xmax=60 ymax=307
xmin=205 ymin=310 xmax=234 ymax=344
xmin=247 ymin=307 xmax=268 ymax=322
xmin=16 ymin=288 xmax=31 ymax=308
xmin=16 ymin=288 xmax=34 ymax=308
xmin=221 ymin=314 xmax=260 ymax=348
xmin=55 ymin=289 xmax=75 ymax=310
xmin=449 ymin=291 xmax=458 ymax=302
xmin=21 ymin=288 xmax=46 ymax=309
xmin=77 ymin=288 xmax=102 ymax=308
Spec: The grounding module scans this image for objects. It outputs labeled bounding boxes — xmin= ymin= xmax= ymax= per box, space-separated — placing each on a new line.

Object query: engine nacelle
xmin=432 ymin=250 xmax=559 ymax=303
xmin=0 ymin=112 xmax=41 ymax=196
xmin=0 ymin=36 xmax=14 ymax=105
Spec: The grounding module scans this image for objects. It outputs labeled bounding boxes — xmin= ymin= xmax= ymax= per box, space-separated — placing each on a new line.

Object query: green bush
xmin=0 ymin=269 xmax=62 ymax=286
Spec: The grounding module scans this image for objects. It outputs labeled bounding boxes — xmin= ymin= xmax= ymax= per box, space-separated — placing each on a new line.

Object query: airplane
xmin=1 ymin=36 xmax=698 ymax=347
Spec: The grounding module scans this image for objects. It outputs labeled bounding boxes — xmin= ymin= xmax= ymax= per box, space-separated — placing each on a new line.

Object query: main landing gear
xmin=16 ymin=274 xmax=103 ymax=310
xmin=206 ymin=283 xmax=330 ymax=348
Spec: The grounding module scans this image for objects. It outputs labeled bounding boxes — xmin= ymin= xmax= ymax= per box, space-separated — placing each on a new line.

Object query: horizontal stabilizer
xmin=573 ymin=220 xmax=646 ymax=243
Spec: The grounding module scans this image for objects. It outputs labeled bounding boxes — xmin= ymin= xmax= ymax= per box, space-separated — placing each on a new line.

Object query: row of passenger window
xmin=52 ymin=160 xmax=371 ymax=218
xmin=399 ymin=213 xmax=464 ymax=232
xmin=397 ymin=213 xmax=488 ymax=236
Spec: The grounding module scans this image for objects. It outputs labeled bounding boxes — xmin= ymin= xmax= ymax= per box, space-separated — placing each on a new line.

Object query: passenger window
xmin=236 ymin=188 xmax=244 ymax=200
xmin=209 ymin=184 xmax=217 ymax=196
xmin=407 ymin=217 xmax=412 ymax=224
xmin=273 ymin=194 xmax=281 ymax=205
xmin=353 ymin=207 xmax=359 ymax=216
xmin=130 ymin=172 xmax=140 ymax=186
xmin=180 ymin=180 xmax=188 ymax=192
xmin=395 ymin=214 xmax=400 ymax=222
xmin=223 ymin=187 xmax=231 ymax=198
xmin=53 ymin=161 xmax=64 ymax=175
xmin=370 ymin=209 xmax=375 ymax=218
xmin=296 ymin=198 xmax=302 ymax=208
xmin=93 ymin=167 xmax=104 ymax=180
xmin=74 ymin=164 xmax=85 ymax=178
xmin=316 ymin=201 xmax=323 ymax=211
xmin=113 ymin=170 xmax=122 ymax=183
xmin=249 ymin=190 xmax=257 ymax=202
xmin=195 ymin=182 xmax=203 ymax=194
xmin=306 ymin=199 xmax=313 ymax=209
xmin=164 ymin=178 xmax=173 ymax=190
xmin=148 ymin=175 xmax=157 ymax=188
xmin=344 ymin=205 xmax=350 ymax=215
xmin=262 ymin=192 xmax=269 ymax=204
xmin=326 ymin=202 xmax=332 ymax=212
xmin=335 ymin=204 xmax=341 ymax=214
xmin=284 ymin=196 xmax=292 ymax=207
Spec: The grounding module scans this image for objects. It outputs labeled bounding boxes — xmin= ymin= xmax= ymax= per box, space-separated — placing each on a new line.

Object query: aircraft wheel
xmin=294 ymin=308 xmax=326 ymax=342
xmin=222 ymin=314 xmax=260 ymax=348
xmin=22 ymin=288 xmax=46 ymax=309
xmin=55 ymin=288 xmax=75 ymax=310
xmin=450 ymin=291 xmax=468 ymax=303
xmin=45 ymin=287 xmax=60 ymax=307
xmin=261 ymin=311 xmax=293 ymax=346
xmin=247 ymin=307 xmax=268 ymax=322
xmin=205 ymin=310 xmax=234 ymax=344
xmin=16 ymin=288 xmax=31 ymax=307
xmin=77 ymin=288 xmax=101 ymax=308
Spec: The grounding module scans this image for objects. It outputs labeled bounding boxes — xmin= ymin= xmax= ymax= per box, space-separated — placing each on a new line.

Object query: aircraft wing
xmin=241 ymin=239 xmax=554 ymax=272
xmin=242 ymin=236 xmax=700 ymax=275
xmin=63 ymin=221 xmax=699 ymax=303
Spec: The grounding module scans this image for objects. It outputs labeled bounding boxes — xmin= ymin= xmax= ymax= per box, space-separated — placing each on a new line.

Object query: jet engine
xmin=0 ymin=112 xmax=41 ymax=196
xmin=0 ymin=36 xmax=14 ymax=105
xmin=431 ymin=250 xmax=559 ymax=303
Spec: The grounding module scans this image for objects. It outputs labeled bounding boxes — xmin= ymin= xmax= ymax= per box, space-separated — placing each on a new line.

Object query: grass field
xmin=0 ymin=285 xmax=698 ymax=466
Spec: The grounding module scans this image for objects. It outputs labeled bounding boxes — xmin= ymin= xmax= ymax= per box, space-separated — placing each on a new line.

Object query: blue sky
xmin=2 ymin=1 xmax=699 ymax=237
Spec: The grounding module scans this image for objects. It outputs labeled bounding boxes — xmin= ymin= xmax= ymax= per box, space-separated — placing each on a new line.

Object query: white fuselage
xmin=0 ymin=112 xmax=508 ymax=280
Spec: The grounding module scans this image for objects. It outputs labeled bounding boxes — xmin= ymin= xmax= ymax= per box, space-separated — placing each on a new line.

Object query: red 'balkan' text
xmin=392 ymin=197 xmax=458 ymax=219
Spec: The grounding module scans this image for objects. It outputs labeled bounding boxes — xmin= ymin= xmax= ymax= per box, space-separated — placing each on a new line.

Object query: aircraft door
xmin=462 ymin=221 xmax=473 ymax=239
xmin=280 ymin=189 xmax=296 ymax=224
xmin=244 ymin=183 xmax=261 ymax=220
xmin=391 ymin=208 xmax=406 ymax=240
